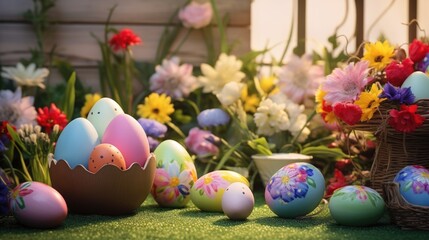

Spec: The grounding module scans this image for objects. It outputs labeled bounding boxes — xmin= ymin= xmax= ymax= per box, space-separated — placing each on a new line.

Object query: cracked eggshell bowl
xmin=49 ymin=154 xmax=156 ymax=215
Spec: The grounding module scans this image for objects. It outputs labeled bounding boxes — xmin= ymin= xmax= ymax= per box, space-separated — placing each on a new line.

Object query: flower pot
xmin=252 ymin=153 xmax=313 ymax=187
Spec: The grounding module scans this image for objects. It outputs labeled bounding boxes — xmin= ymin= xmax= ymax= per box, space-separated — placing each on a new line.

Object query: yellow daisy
xmin=259 ymin=75 xmax=279 ymax=95
xmin=354 ymin=83 xmax=386 ymax=121
xmin=362 ymin=41 xmax=395 ymax=71
xmin=240 ymin=87 xmax=260 ymax=113
xmin=137 ymin=93 xmax=174 ymax=123
xmin=315 ymin=88 xmax=336 ymax=124
xmin=80 ymin=93 xmax=102 ymax=117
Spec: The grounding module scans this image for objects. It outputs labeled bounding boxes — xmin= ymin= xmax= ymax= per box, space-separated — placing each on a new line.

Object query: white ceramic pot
xmin=252 ymin=153 xmax=313 ymax=187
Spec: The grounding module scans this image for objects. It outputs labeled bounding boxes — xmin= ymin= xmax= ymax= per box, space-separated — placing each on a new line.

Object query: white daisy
xmin=254 ymin=98 xmax=290 ymax=136
xmin=1 ymin=62 xmax=49 ymax=89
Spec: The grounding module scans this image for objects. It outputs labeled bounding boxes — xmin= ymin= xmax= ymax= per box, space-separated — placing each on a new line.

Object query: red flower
xmin=335 ymin=159 xmax=352 ymax=171
xmin=36 ymin=103 xmax=68 ymax=134
xmin=409 ymin=39 xmax=429 ymax=63
xmin=385 ymin=58 xmax=414 ymax=86
xmin=109 ymin=28 xmax=142 ymax=51
xmin=326 ymin=169 xmax=348 ymax=197
xmin=333 ymin=102 xmax=362 ymax=126
xmin=0 ymin=121 xmax=15 ymax=140
xmin=388 ymin=104 xmax=425 ymax=133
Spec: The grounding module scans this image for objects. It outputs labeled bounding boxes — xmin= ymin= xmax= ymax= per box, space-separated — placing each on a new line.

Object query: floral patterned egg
xmin=151 ymin=140 xmax=197 ymax=208
xmin=190 ymin=170 xmax=249 ymax=212
xmin=329 ymin=185 xmax=385 ymax=226
xmin=394 ymin=165 xmax=429 ymax=207
xmin=9 ymin=181 xmax=68 ymax=228
xmin=265 ymin=162 xmax=325 ymax=218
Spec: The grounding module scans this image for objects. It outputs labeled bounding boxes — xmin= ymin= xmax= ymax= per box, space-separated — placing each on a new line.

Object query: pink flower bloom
xmin=194 ymin=172 xmax=229 ymax=198
xmin=355 ymin=186 xmax=368 ymax=202
xmin=0 ymin=87 xmax=36 ymax=128
xmin=178 ymin=1 xmax=213 ymax=29
xmin=278 ymin=54 xmax=324 ymax=104
xmin=150 ymin=57 xmax=198 ymax=99
xmin=185 ymin=127 xmax=219 ymax=157
xmin=322 ymin=61 xmax=371 ymax=105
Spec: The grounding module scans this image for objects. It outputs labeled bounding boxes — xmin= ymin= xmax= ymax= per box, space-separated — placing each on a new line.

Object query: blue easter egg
xmin=265 ymin=162 xmax=325 ymax=218
xmin=393 ymin=165 xmax=429 ymax=207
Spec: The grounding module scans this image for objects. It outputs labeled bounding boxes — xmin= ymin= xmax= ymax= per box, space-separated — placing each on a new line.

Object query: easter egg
xmin=102 ymin=114 xmax=150 ymax=168
xmin=222 ymin=182 xmax=254 ymax=220
xmin=87 ymin=98 xmax=124 ymax=139
xmin=88 ymin=143 xmax=126 ymax=173
xmin=265 ymin=162 xmax=325 ymax=218
xmin=190 ymin=170 xmax=249 ymax=212
xmin=151 ymin=140 xmax=197 ymax=208
xmin=329 ymin=185 xmax=385 ymax=226
xmin=9 ymin=182 xmax=68 ymax=228
xmin=401 ymin=71 xmax=429 ymax=101
xmin=393 ymin=165 xmax=429 ymax=207
xmin=54 ymin=118 xmax=100 ymax=168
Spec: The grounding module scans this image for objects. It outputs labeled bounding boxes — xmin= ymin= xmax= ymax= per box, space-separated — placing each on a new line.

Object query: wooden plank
xmin=355 ymin=0 xmax=364 ymax=56
xmin=0 ymin=23 xmax=250 ymax=66
xmin=408 ymin=0 xmax=417 ymax=42
xmin=0 ymin=0 xmax=250 ymax=26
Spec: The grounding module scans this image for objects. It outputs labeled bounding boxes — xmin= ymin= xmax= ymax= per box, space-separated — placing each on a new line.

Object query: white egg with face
xmin=221 ymin=182 xmax=254 ymax=220
xmin=87 ymin=98 xmax=124 ymax=139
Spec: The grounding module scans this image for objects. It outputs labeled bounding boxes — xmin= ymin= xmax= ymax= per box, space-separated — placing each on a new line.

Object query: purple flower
xmin=138 ymin=118 xmax=167 ymax=138
xmin=197 ymin=108 xmax=230 ymax=127
xmin=379 ymin=83 xmax=415 ymax=104
xmin=147 ymin=136 xmax=160 ymax=152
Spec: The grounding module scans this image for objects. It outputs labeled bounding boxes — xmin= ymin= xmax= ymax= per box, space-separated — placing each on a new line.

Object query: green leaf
xmin=300 ymin=146 xmax=348 ymax=160
xmin=403 ymin=181 xmax=413 ymax=192
xmin=62 ymin=72 xmax=76 ymax=121
xmin=215 ymin=143 xmax=241 ymax=170
xmin=307 ymin=178 xmax=316 ymax=188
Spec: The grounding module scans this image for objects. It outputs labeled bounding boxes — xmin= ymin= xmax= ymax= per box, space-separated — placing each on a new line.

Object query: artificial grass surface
xmin=0 ymin=192 xmax=427 ymax=240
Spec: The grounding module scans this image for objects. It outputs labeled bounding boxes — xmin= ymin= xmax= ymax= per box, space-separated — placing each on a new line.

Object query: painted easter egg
xmin=265 ymin=162 xmax=325 ymax=218
xmin=88 ymin=143 xmax=126 ymax=173
xmin=393 ymin=165 xmax=429 ymax=207
xmin=54 ymin=118 xmax=100 ymax=168
xmin=329 ymin=185 xmax=385 ymax=226
xmin=9 ymin=182 xmax=68 ymax=228
xmin=102 ymin=114 xmax=150 ymax=168
xmin=87 ymin=97 xmax=124 ymax=139
xmin=151 ymin=140 xmax=197 ymax=208
xmin=401 ymin=71 xmax=429 ymax=101
xmin=222 ymin=182 xmax=254 ymax=220
xmin=190 ymin=170 xmax=249 ymax=212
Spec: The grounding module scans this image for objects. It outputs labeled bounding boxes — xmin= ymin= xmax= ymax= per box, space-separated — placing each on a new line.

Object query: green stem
xmin=166 ymin=122 xmax=186 ymax=138
xmin=210 ymin=0 xmax=228 ymax=53
xmin=279 ymin=0 xmax=296 ymax=64
xmin=171 ymin=29 xmax=193 ymax=57
xmin=124 ymin=49 xmax=133 ymax=114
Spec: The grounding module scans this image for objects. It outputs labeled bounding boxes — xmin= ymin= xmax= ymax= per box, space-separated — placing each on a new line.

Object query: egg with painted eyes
xmin=265 ymin=162 xmax=325 ymax=218
xmin=190 ymin=170 xmax=249 ymax=212
xmin=393 ymin=165 xmax=429 ymax=207
xmin=328 ymin=185 xmax=385 ymax=226
xmin=151 ymin=140 xmax=197 ymax=208
xmin=87 ymin=97 xmax=124 ymax=139
xmin=222 ymin=182 xmax=254 ymax=220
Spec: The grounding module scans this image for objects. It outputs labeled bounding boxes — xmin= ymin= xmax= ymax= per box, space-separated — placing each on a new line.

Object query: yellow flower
xmin=137 ymin=93 xmax=174 ymax=123
xmin=80 ymin=93 xmax=102 ymax=117
xmin=259 ymin=75 xmax=279 ymax=95
xmin=240 ymin=87 xmax=260 ymax=113
xmin=354 ymin=83 xmax=386 ymax=121
xmin=315 ymin=88 xmax=336 ymax=124
xmin=362 ymin=41 xmax=395 ymax=71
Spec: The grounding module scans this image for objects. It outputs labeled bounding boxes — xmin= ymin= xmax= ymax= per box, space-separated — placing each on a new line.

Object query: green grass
xmin=0 ymin=192 xmax=427 ymax=240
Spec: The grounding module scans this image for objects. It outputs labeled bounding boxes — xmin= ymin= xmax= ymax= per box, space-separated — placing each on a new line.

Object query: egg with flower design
xmin=265 ymin=162 xmax=325 ymax=218
xmin=328 ymin=185 xmax=385 ymax=226
xmin=151 ymin=140 xmax=197 ymax=208
xmin=190 ymin=170 xmax=249 ymax=212
xmin=393 ymin=165 xmax=429 ymax=207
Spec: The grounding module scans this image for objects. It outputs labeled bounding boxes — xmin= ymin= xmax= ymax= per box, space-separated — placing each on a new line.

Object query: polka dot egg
xmin=88 ymin=143 xmax=126 ymax=173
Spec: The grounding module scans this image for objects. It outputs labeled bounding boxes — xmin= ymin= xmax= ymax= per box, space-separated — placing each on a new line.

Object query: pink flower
xmin=185 ymin=127 xmax=219 ymax=157
xmin=322 ymin=61 xmax=371 ymax=105
xmin=149 ymin=57 xmax=198 ymax=99
xmin=178 ymin=1 xmax=213 ymax=29
xmin=278 ymin=54 xmax=324 ymax=104
xmin=194 ymin=172 xmax=229 ymax=198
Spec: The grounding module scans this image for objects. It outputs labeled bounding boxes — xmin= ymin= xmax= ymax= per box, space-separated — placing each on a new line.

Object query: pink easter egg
xmin=102 ymin=114 xmax=150 ymax=168
xmin=9 ymin=181 xmax=68 ymax=228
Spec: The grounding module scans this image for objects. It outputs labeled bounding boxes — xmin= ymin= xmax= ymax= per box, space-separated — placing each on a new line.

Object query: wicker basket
xmin=347 ymin=100 xmax=429 ymax=196
xmin=383 ymin=182 xmax=429 ymax=230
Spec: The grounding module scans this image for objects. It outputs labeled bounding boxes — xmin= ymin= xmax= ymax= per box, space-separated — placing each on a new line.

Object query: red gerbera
xmin=333 ymin=102 xmax=362 ymax=126
xmin=36 ymin=103 xmax=68 ymax=134
xmin=109 ymin=28 xmax=142 ymax=51
xmin=388 ymin=104 xmax=425 ymax=133
xmin=325 ymin=169 xmax=348 ymax=198
xmin=385 ymin=58 xmax=414 ymax=87
xmin=409 ymin=39 xmax=429 ymax=63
